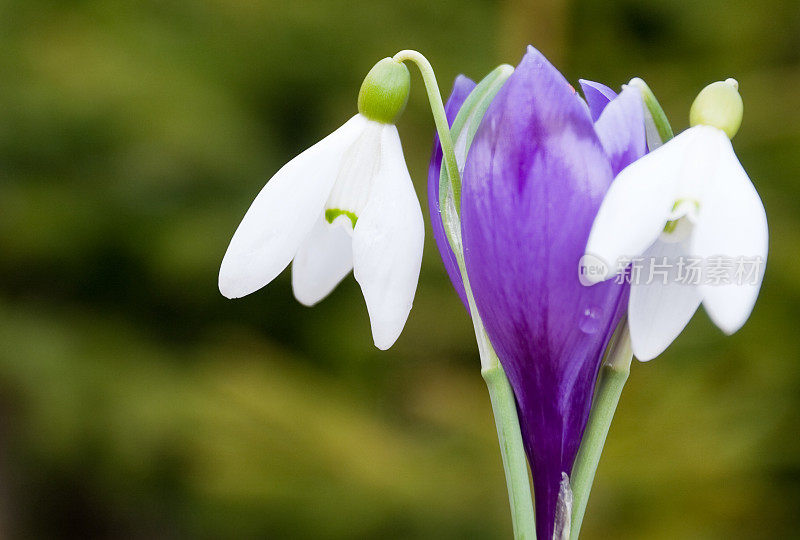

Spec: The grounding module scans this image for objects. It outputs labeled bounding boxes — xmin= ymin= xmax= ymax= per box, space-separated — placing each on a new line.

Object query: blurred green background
xmin=0 ymin=0 xmax=798 ymax=537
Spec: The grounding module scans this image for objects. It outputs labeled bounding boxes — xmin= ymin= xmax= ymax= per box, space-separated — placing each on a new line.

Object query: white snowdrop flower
xmin=584 ymin=79 xmax=768 ymax=360
xmin=219 ymin=58 xmax=424 ymax=350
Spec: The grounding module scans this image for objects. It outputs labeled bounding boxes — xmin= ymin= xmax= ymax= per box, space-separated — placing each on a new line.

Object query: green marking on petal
xmin=663 ymin=199 xmax=700 ymax=234
xmin=325 ymin=208 xmax=358 ymax=228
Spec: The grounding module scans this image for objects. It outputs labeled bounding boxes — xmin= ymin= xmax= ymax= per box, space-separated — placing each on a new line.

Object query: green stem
xmin=569 ymin=323 xmax=633 ymax=539
xmin=392 ymin=50 xmax=461 ymax=211
xmin=467 ymin=276 xmax=535 ymax=539
xmin=394 ymin=50 xmax=536 ymax=539
xmin=464 ymin=271 xmax=535 ymax=539
xmin=481 ymin=347 xmax=537 ymax=539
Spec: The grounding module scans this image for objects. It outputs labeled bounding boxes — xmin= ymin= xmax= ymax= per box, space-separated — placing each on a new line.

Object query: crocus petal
xmin=219 ymin=115 xmax=367 ymax=298
xmin=427 ymin=75 xmax=476 ymax=310
xmin=291 ymin=217 xmax=354 ymax=306
xmin=579 ymin=79 xmax=618 ymax=121
xmin=593 ymin=85 xmax=647 ymax=175
xmin=462 ymin=46 xmax=626 ymax=540
xmin=628 ymin=238 xmax=703 ymax=360
xmin=353 ymin=125 xmax=424 ymax=350
xmin=584 ymin=129 xmax=694 ymax=283
xmin=692 ymin=130 xmax=769 ymax=334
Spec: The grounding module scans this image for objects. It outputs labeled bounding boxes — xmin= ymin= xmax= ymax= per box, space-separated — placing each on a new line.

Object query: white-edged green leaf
xmin=438 ymin=64 xmax=513 ymax=262
xmin=629 ymin=77 xmax=673 ymax=151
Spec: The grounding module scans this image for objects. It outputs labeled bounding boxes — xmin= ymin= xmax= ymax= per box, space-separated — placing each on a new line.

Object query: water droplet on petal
xmin=579 ymin=306 xmax=603 ymax=334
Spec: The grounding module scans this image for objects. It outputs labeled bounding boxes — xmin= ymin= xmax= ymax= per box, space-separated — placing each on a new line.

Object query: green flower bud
xmin=357 ymin=58 xmax=411 ymax=125
xmin=689 ymin=78 xmax=743 ymax=139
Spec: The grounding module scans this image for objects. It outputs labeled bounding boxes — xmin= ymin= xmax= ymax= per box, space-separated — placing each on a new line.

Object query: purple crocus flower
xmin=459 ymin=47 xmax=645 ymax=538
xmin=427 ymin=75 xmax=476 ymax=310
xmin=578 ymin=79 xmax=617 ymax=121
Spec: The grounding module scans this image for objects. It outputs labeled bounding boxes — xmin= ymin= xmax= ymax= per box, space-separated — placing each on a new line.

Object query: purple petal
xmin=427 ymin=75 xmax=476 ymax=311
xmin=461 ymin=46 xmax=627 ymax=540
xmin=579 ymin=79 xmax=618 ymax=122
xmin=594 ymin=85 xmax=647 ymax=175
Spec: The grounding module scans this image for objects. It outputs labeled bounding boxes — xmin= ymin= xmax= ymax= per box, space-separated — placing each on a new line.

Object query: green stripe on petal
xmin=325 ymin=208 xmax=358 ymax=229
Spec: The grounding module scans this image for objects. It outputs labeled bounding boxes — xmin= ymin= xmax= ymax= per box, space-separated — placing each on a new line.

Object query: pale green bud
xmin=357 ymin=58 xmax=411 ymax=124
xmin=689 ymin=78 xmax=743 ymax=139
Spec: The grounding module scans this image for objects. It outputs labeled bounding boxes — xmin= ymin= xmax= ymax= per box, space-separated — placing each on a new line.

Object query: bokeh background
xmin=1 ymin=0 xmax=798 ymax=537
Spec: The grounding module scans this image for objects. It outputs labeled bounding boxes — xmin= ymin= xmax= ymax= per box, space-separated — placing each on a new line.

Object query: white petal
xmin=291 ymin=217 xmax=354 ymax=306
xmin=584 ymin=129 xmax=693 ymax=283
xmin=353 ymin=126 xmax=424 ymax=350
xmin=692 ymin=131 xmax=768 ymax=334
xmin=219 ymin=115 xmax=367 ymax=299
xmin=629 ymin=238 xmax=703 ymax=361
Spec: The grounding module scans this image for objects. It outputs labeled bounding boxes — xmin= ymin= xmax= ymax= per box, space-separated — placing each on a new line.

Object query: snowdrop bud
xmin=689 ymin=78 xmax=743 ymax=139
xmin=357 ymin=58 xmax=411 ymax=124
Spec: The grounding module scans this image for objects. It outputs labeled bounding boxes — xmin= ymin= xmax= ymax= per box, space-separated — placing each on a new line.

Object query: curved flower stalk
xmin=219 ymin=59 xmax=424 ymax=350
xmin=584 ymin=79 xmax=768 ymax=360
xmin=458 ymin=46 xmax=647 ymax=539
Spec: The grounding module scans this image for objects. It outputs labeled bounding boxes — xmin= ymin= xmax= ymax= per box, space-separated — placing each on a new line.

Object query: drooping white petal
xmin=353 ymin=125 xmax=424 ymax=350
xmin=692 ymin=129 xmax=768 ymax=334
xmin=219 ymin=115 xmax=367 ymax=299
xmin=291 ymin=216 xmax=354 ymax=306
xmin=629 ymin=238 xmax=703 ymax=361
xmin=584 ymin=129 xmax=694 ymax=283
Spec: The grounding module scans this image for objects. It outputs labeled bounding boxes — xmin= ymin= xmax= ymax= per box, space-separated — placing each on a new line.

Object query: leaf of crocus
xmin=629 ymin=77 xmax=674 ymax=150
xmin=437 ymin=64 xmax=514 ymax=267
xmin=428 ymin=65 xmax=514 ymax=311
xmin=427 ymin=75 xmax=476 ymax=310
xmin=439 ymin=64 xmax=514 ymax=216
